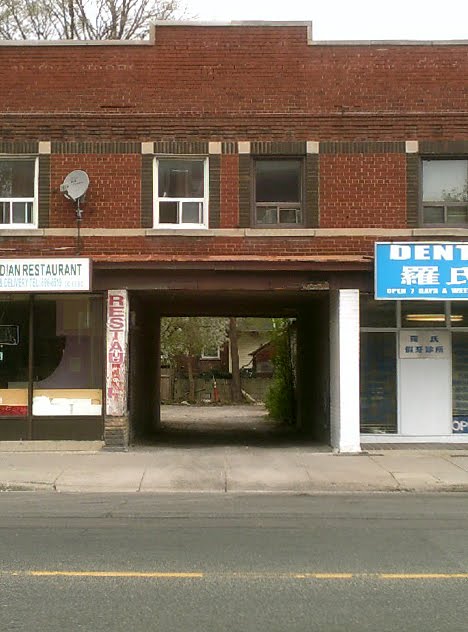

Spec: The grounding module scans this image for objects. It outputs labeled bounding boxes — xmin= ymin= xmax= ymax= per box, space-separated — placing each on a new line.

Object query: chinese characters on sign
xmin=401 ymin=266 xmax=439 ymax=286
xmin=375 ymin=243 xmax=468 ymax=300
xmin=105 ymin=290 xmax=128 ymax=417
xmin=399 ymin=331 xmax=449 ymax=359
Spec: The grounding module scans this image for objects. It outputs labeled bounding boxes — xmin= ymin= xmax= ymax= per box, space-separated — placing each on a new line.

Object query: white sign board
xmin=0 ymin=258 xmax=91 ymax=292
xmin=106 ymin=289 xmax=129 ymax=417
xmin=399 ymin=330 xmax=449 ymax=359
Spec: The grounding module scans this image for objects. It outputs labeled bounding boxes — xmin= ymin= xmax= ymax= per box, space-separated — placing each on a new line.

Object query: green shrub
xmin=265 ymin=323 xmax=296 ymax=424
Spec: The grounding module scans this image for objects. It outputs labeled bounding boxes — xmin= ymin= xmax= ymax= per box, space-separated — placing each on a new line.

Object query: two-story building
xmin=0 ymin=21 xmax=467 ymax=449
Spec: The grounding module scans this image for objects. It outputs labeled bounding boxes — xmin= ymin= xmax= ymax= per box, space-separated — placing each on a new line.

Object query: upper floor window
xmin=422 ymin=159 xmax=468 ymax=225
xmin=155 ymin=157 xmax=208 ymax=228
xmin=0 ymin=158 xmax=37 ymax=227
xmin=254 ymin=159 xmax=302 ymax=226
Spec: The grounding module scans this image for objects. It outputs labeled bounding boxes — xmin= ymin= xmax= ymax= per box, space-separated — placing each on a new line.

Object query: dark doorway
xmin=128 ymin=290 xmax=330 ymax=447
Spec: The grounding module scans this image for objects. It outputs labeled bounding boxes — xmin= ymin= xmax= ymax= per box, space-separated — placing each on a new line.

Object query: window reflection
xmin=0 ymin=297 xmax=29 ymax=416
xmin=33 ymin=296 xmax=103 ymax=416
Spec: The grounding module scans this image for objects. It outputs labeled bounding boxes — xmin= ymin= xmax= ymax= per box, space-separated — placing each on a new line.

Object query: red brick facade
xmin=0 ymin=23 xmax=467 ymax=267
xmin=220 ymin=154 xmax=239 ymax=229
xmin=50 ymin=154 xmax=142 ymax=228
xmin=319 ymin=154 xmax=407 ymax=228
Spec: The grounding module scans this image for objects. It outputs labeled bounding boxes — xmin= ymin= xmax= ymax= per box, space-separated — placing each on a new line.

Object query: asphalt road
xmin=1 ymin=493 xmax=468 ymax=631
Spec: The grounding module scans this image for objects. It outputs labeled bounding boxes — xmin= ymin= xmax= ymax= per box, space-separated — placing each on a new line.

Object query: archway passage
xmin=128 ymin=288 xmax=330 ymax=448
xmin=156 ymin=404 xmax=300 ymax=447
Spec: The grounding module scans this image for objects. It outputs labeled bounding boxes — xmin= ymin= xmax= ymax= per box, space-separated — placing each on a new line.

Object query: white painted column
xmin=329 ymin=289 xmax=361 ymax=453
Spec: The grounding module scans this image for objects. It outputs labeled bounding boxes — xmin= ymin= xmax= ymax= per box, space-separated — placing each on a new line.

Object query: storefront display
xmin=361 ymin=293 xmax=468 ymax=439
xmin=0 ymin=293 xmax=103 ymax=440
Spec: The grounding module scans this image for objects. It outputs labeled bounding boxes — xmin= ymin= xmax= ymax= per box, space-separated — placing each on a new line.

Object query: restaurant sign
xmin=375 ymin=242 xmax=468 ymax=300
xmin=0 ymin=258 xmax=91 ymax=292
xmin=106 ymin=290 xmax=129 ymax=417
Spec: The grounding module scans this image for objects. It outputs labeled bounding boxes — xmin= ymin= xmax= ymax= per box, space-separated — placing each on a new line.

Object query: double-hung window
xmin=155 ymin=157 xmax=208 ymax=228
xmin=0 ymin=158 xmax=38 ymax=227
xmin=254 ymin=159 xmax=303 ymax=226
xmin=422 ymin=159 xmax=468 ymax=225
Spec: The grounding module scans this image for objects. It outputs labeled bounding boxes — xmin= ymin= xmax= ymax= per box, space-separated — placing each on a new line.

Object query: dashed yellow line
xmin=295 ymin=573 xmax=354 ymax=579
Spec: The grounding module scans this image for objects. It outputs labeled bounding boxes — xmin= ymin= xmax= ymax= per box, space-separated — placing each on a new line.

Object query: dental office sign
xmin=375 ymin=243 xmax=468 ymax=300
xmin=0 ymin=258 xmax=91 ymax=292
xmin=399 ymin=330 xmax=449 ymax=359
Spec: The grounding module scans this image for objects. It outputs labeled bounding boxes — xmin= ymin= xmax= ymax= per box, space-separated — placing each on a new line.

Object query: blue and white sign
xmin=452 ymin=417 xmax=468 ymax=434
xmin=375 ymin=242 xmax=468 ymax=300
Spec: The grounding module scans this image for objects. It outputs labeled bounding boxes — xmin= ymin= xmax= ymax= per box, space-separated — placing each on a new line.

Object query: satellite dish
xmin=60 ymin=170 xmax=90 ymax=202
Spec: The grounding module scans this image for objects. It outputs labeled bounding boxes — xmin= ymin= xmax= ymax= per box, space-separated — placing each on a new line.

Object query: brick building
xmin=0 ymin=21 xmax=467 ymax=448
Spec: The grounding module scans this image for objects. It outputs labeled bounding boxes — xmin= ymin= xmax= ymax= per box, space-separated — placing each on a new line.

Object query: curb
xmin=2 ymin=483 xmax=468 ymax=493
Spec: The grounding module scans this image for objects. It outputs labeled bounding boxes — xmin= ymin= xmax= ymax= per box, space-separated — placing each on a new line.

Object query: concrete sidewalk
xmin=1 ymin=445 xmax=468 ymax=493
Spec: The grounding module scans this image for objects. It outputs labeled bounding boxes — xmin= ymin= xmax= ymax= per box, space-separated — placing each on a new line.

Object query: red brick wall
xmin=0 ymin=25 xmax=467 ymax=264
xmin=0 ymin=235 xmax=379 ymax=259
xmin=1 ymin=28 xmax=466 ymax=116
xmin=0 ymin=26 xmax=467 ymax=139
xmin=319 ymin=154 xmax=407 ymax=228
xmin=220 ymin=155 xmax=239 ymax=228
xmin=50 ymin=154 xmax=141 ymax=228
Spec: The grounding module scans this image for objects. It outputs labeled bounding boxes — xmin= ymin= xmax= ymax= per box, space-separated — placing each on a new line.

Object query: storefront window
xmin=452 ymin=333 xmax=468 ymax=419
xmin=448 ymin=302 xmax=468 ymax=327
xmin=360 ymin=332 xmax=397 ymax=433
xmin=360 ymin=294 xmax=396 ymax=327
xmin=32 ymin=296 xmax=103 ymax=416
xmin=362 ymin=297 xmax=468 ymax=437
xmin=0 ymin=297 xmax=29 ymax=416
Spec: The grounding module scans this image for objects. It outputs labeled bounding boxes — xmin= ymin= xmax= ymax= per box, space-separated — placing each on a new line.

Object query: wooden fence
xmin=161 ymin=375 xmax=271 ymax=404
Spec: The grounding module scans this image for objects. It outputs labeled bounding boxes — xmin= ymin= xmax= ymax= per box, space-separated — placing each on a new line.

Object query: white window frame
xmin=422 ymin=158 xmax=468 ymax=226
xmin=201 ymin=346 xmax=221 ymax=360
xmin=0 ymin=156 xmax=38 ymax=229
xmin=153 ymin=156 xmax=209 ymax=229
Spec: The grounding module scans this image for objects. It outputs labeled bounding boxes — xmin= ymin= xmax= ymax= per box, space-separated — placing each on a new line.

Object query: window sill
xmin=245 ymin=228 xmax=316 ymax=237
xmin=0 ymin=228 xmax=44 ymax=237
xmin=145 ymin=228 xmax=318 ymax=237
xmin=146 ymin=228 xmax=214 ymax=236
xmin=414 ymin=227 xmax=468 ymax=236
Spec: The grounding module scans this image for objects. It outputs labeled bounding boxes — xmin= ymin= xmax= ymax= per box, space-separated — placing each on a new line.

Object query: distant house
xmin=172 ymin=343 xmax=230 ymax=378
xmin=171 ymin=317 xmax=275 ymax=378
xmin=230 ymin=318 xmax=275 ymax=374
xmin=250 ymin=341 xmax=275 ymax=377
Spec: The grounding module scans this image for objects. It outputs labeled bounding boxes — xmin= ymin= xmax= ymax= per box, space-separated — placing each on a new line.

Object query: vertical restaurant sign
xmin=375 ymin=242 xmax=468 ymax=300
xmin=106 ymin=290 xmax=129 ymax=417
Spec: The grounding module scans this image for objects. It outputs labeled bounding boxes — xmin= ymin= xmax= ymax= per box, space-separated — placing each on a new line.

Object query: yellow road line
xmin=28 ymin=571 xmax=203 ymax=579
xmin=295 ymin=573 xmax=354 ymax=579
